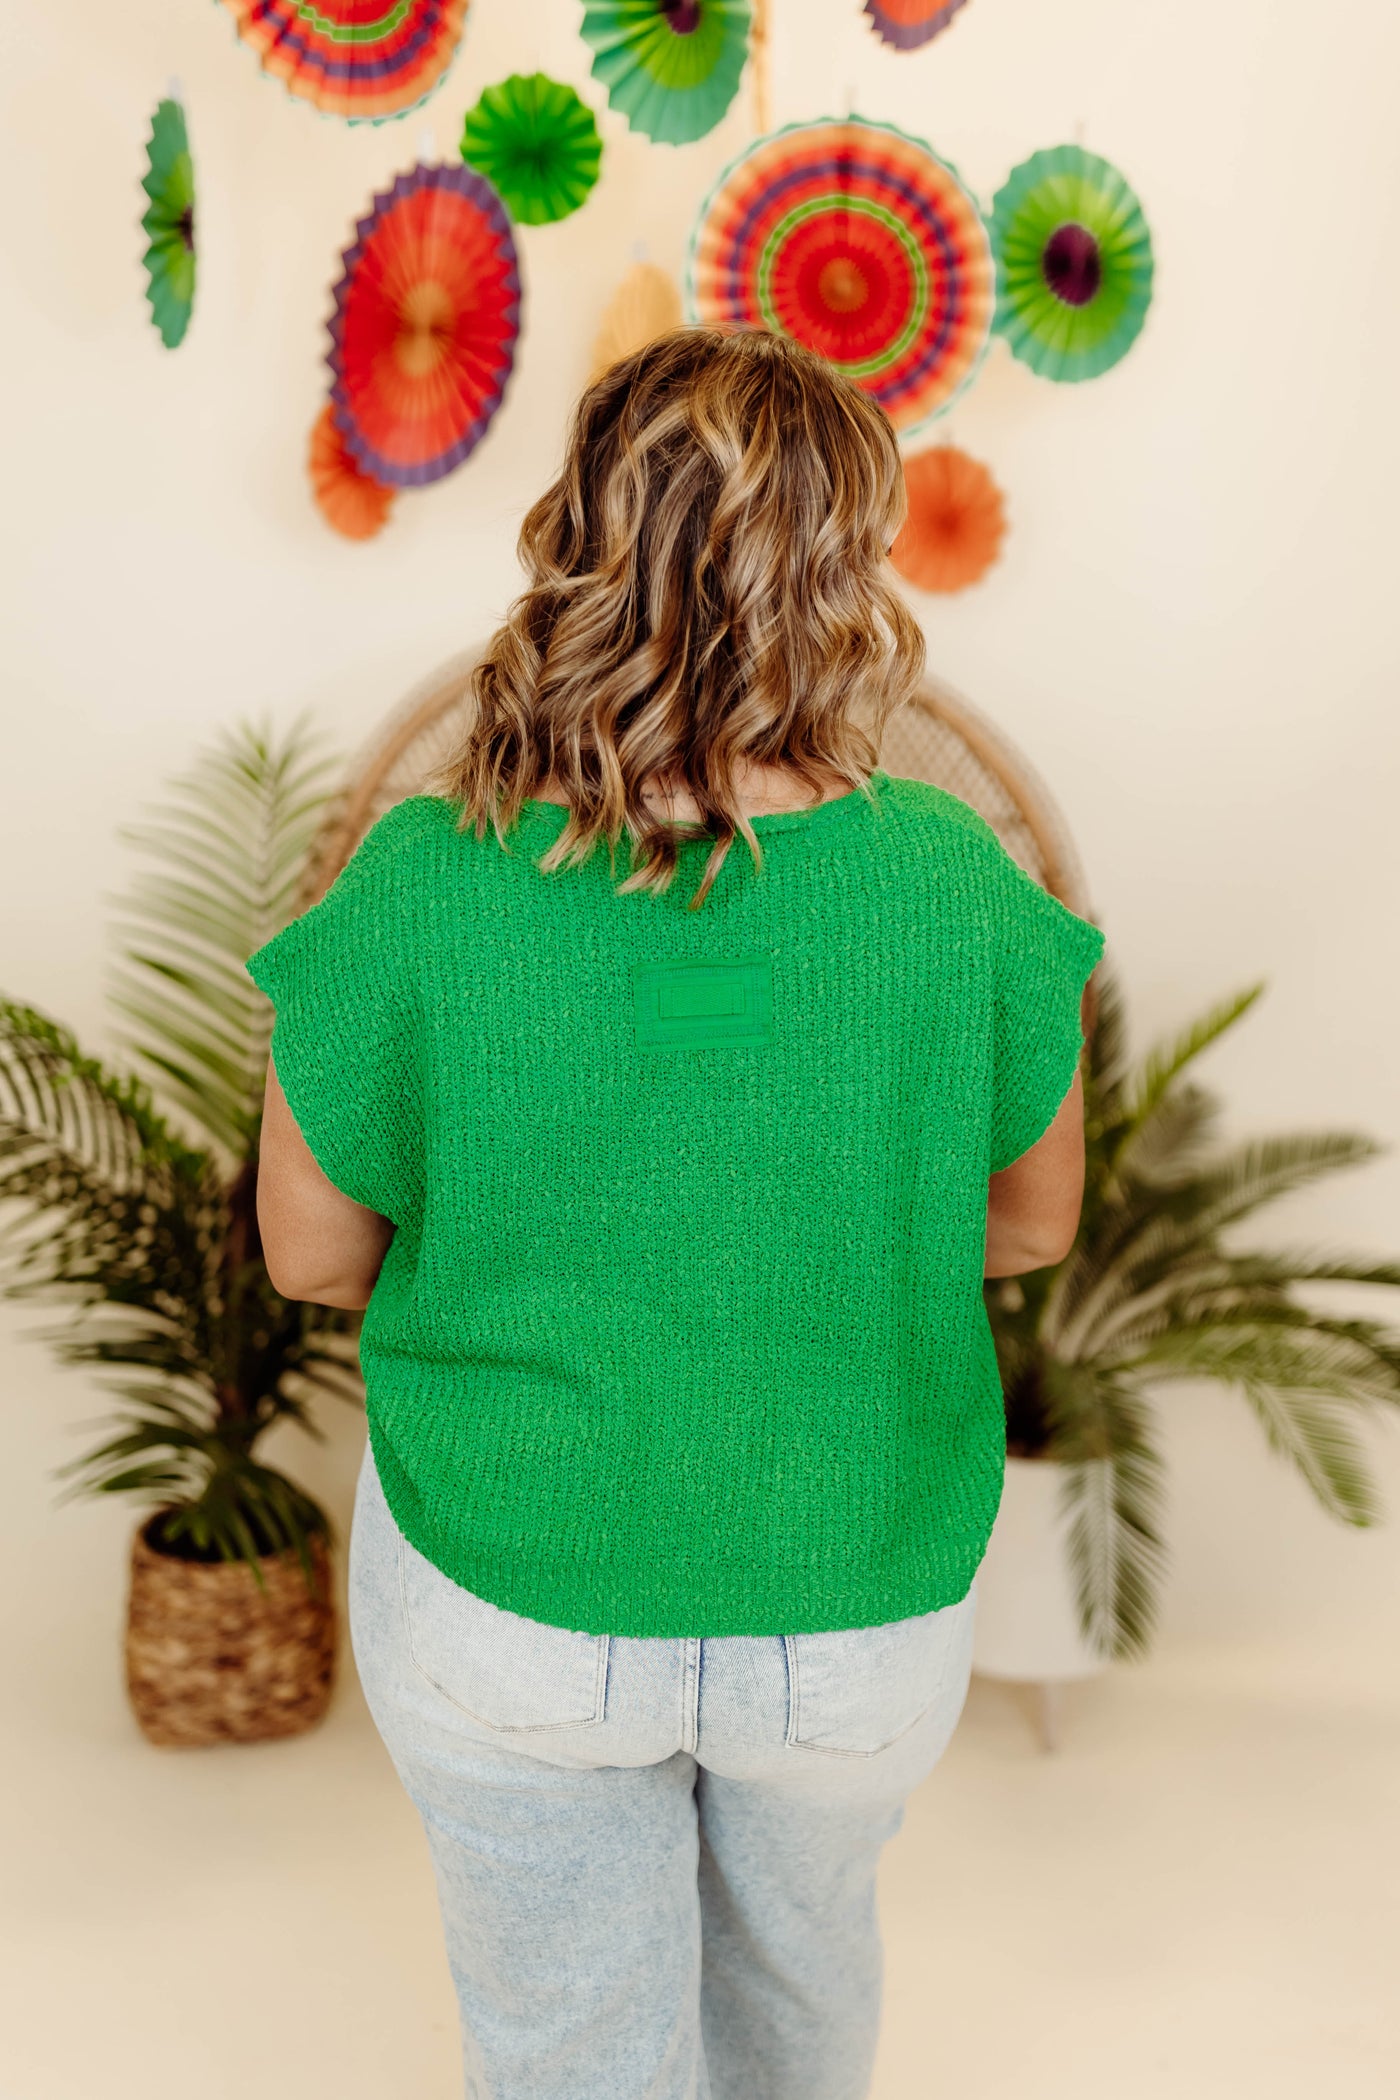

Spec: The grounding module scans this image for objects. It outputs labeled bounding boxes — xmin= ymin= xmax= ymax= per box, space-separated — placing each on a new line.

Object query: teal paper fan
xmin=988 ymin=144 xmax=1153 ymax=383
xmin=580 ymin=1 xmax=750 ymax=147
xmin=141 ymin=95 xmax=195 ymax=349
xmin=459 ymin=73 xmax=602 ymax=226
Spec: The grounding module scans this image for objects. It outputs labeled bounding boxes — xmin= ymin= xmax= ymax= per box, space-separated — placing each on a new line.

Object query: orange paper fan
xmin=309 ymin=404 xmax=395 ymax=541
xmin=891 ymin=446 xmax=1006 ymax=593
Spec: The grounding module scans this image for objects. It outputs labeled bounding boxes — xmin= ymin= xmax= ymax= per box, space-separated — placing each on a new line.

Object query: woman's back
xmin=247 ymin=763 xmax=1102 ymax=1637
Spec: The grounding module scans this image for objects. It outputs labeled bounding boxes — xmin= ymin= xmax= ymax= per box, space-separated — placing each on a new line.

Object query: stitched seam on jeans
xmin=682 ymin=1637 xmax=700 ymax=1752
xmin=397 ymin=1532 xmax=605 ymax=1734
xmin=784 ymin=1606 xmax=965 ymax=1758
xmin=782 ymin=1634 xmax=800 ymax=1747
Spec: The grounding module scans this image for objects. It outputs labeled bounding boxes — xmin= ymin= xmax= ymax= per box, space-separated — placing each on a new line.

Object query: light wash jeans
xmin=348 ymin=1434 xmax=978 ymax=2100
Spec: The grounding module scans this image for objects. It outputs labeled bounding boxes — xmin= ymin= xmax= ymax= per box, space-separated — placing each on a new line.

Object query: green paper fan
xmin=988 ymin=144 xmax=1153 ymax=383
xmin=580 ymin=1 xmax=750 ymax=147
xmin=141 ymin=95 xmax=195 ymax=349
xmin=459 ymin=73 xmax=602 ymax=227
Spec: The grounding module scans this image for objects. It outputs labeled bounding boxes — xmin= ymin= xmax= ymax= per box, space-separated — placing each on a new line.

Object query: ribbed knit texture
xmin=244 ymin=770 xmax=1105 ymax=1637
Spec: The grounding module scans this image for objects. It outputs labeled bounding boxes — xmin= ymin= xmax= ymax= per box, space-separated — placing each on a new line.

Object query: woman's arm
xmin=255 ymin=1055 xmax=395 ymax=1309
xmin=984 ymin=1065 xmax=1087 ymax=1278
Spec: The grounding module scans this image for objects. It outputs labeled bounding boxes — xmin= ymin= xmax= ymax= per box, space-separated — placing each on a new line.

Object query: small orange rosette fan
xmin=308 ymin=404 xmax=395 ymax=540
xmin=891 ymin=445 xmax=1007 ymax=593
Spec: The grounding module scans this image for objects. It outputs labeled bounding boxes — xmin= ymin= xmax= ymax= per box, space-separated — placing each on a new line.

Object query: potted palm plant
xmin=0 ymin=719 xmax=364 ymax=1747
xmin=977 ymin=971 xmax=1400 ymax=1707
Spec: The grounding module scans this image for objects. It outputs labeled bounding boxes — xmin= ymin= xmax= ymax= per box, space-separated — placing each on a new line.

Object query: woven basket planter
xmin=125 ymin=1512 xmax=337 ymax=1748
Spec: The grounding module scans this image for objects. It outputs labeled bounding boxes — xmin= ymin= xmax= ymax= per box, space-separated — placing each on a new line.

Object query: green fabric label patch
xmin=633 ymin=954 xmax=773 ymax=1050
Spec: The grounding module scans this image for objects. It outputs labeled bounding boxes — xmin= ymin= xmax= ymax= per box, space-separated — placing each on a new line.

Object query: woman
xmin=247 ymin=327 xmax=1105 ymax=2100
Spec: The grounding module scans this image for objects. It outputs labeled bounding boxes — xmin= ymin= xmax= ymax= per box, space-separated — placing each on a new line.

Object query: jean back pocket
xmin=398 ymin=1532 xmax=610 ymax=1734
xmin=784 ymin=1593 xmax=973 ymax=1757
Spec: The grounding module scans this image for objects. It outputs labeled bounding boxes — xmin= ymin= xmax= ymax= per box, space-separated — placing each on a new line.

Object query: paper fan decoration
xmin=216 ymin=0 xmax=469 ymax=124
xmin=459 ymin=73 xmax=601 ymax=226
xmin=988 ymin=145 xmax=1154 ymax=383
xmin=588 ymin=260 xmax=683 ymax=381
xmin=864 ymin=0 xmax=970 ymax=50
xmin=327 ymin=162 xmax=520 ymax=489
xmin=141 ymin=95 xmax=195 ymax=349
xmin=688 ymin=116 xmax=993 ymax=434
xmin=309 ymin=405 xmax=396 ymax=540
xmin=891 ymin=445 xmax=1006 ymax=593
xmin=580 ymin=0 xmax=751 ymax=147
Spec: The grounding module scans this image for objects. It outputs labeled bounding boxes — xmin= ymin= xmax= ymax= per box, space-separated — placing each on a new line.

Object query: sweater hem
xmin=366 ymin=1413 xmax=1001 ymax=1640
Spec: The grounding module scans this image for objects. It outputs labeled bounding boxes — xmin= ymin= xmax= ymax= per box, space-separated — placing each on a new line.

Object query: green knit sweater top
xmin=244 ymin=770 xmax=1105 ymax=1638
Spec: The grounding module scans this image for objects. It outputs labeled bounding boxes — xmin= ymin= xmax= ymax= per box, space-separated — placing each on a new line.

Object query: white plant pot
xmin=971 ymin=1455 xmax=1107 ymax=1683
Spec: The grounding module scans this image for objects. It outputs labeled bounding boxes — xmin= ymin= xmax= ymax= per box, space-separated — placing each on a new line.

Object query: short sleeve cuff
xmin=245 ymin=810 xmax=423 ymax=1220
xmin=989 ymin=895 xmax=1105 ymax=1176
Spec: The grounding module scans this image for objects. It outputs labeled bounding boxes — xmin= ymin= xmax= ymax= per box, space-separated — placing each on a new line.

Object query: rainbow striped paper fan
xmin=217 ymin=0 xmax=470 ymax=124
xmin=687 ymin=116 xmax=993 ymax=433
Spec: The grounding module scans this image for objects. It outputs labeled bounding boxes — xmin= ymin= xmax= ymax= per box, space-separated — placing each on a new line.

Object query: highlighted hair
xmin=429 ymin=327 xmax=925 ymax=907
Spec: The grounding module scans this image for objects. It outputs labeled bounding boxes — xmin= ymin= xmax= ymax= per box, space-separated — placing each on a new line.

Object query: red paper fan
xmin=891 ymin=446 xmax=1006 ymax=592
xmin=688 ymin=117 xmax=993 ymax=434
xmin=308 ymin=405 xmax=395 ymax=540
xmin=328 ymin=162 xmax=520 ymax=489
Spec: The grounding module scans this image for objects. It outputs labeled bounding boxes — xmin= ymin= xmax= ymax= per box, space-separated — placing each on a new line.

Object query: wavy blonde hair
xmin=427 ymin=326 xmax=925 ymax=908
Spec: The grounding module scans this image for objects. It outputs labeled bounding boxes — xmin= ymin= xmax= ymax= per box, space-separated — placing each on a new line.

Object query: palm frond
xmin=1237 ymin=1384 xmax=1382 ymax=1526
xmin=1163 ymin=1132 xmax=1384 ymax=1240
xmin=1084 ymin=966 xmax=1134 ymax=1124
xmin=1098 ymin=1260 xmax=1400 ymax=1363
xmin=285 ymin=1351 xmax=365 ymax=1409
xmin=1128 ymin=1319 xmax=1400 ymax=1411
xmin=1055 ymin=1134 xmax=1386 ymax=1365
xmin=0 ymin=1003 xmax=219 ymax=1372
xmin=1118 ymin=1317 xmax=1393 ymax=1529
xmin=104 ymin=714 xmax=342 ymax=1157
xmin=154 ymin=1456 xmax=334 ymax=1589
xmin=1042 ymin=1366 xmax=1169 ymax=1660
xmin=1205 ymin=1250 xmax=1400 ymax=1294
xmin=1118 ymin=983 xmax=1265 ymax=1148
xmin=1050 ymin=1207 xmax=1215 ymax=1362
xmin=1113 ymin=1079 xmax=1222 ymax=1188
xmin=0 ymin=998 xmax=205 ymax=1180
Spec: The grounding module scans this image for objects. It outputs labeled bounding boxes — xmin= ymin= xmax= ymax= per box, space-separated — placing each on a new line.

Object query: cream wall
xmin=3 ymin=0 xmax=1399 ymax=1663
